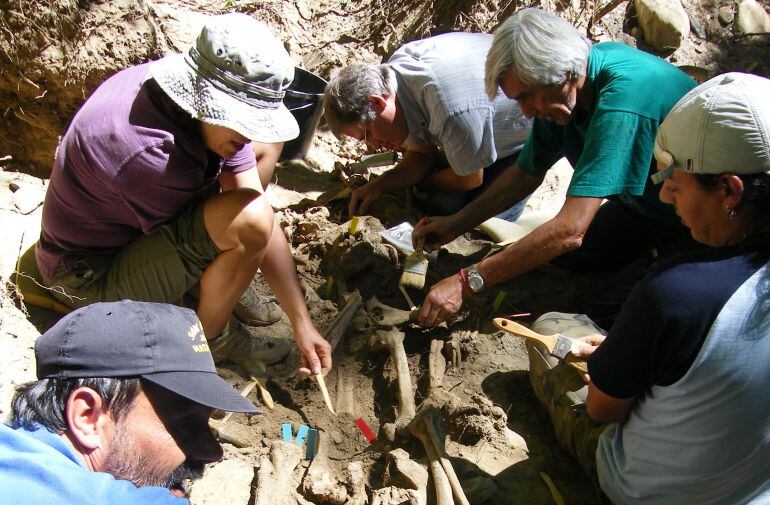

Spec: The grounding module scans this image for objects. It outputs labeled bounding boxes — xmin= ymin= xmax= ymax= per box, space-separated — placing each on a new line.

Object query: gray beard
xmin=101 ymin=423 xmax=205 ymax=491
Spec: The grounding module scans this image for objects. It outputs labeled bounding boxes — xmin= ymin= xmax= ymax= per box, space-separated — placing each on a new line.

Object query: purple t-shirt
xmin=37 ymin=63 xmax=256 ymax=278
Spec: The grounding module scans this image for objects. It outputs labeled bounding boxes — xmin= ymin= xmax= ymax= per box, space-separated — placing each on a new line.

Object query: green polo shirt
xmin=517 ymin=42 xmax=696 ymax=226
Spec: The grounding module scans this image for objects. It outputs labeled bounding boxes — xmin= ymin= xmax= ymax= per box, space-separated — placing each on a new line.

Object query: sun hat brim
xmin=150 ymin=53 xmax=299 ymax=144
xmin=143 ymin=371 xmax=262 ymax=414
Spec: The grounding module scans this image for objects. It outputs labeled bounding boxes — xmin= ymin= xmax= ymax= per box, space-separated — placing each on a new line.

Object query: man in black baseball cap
xmin=0 ymin=300 xmax=259 ymax=504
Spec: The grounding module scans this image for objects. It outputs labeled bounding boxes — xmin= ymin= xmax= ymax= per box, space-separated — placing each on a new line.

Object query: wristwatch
xmin=465 ymin=265 xmax=485 ymax=293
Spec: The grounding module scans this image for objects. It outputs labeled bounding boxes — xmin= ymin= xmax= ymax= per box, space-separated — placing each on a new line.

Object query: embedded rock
xmin=190 ymin=458 xmax=254 ymax=505
xmin=635 ymin=0 xmax=690 ymax=52
xmin=737 ymin=0 xmax=770 ymax=34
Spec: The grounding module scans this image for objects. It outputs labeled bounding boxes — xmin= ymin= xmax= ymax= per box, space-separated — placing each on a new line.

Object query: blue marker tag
xmin=295 ymin=424 xmax=310 ymax=446
xmin=305 ymin=429 xmax=318 ymax=459
xmin=281 ymin=423 xmax=293 ymax=442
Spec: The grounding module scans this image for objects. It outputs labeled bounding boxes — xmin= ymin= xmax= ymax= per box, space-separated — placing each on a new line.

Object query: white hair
xmin=323 ymin=63 xmax=398 ymax=138
xmin=485 ymin=8 xmax=593 ymax=99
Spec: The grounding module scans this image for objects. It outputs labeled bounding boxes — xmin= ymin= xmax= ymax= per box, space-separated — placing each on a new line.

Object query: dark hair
xmin=695 ymin=172 xmax=770 ymax=221
xmin=144 ymin=78 xmax=199 ymax=135
xmin=10 ymin=377 xmax=143 ymax=432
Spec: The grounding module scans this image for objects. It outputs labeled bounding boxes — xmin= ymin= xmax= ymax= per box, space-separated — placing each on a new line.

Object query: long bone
xmin=368 ymin=328 xmax=416 ymax=441
xmin=409 ymin=408 xmax=470 ymax=505
xmin=408 ymin=409 xmax=453 ymax=505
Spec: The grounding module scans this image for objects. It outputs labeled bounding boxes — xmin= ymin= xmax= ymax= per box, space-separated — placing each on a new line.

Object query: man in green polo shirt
xmin=413 ymin=8 xmax=698 ymax=327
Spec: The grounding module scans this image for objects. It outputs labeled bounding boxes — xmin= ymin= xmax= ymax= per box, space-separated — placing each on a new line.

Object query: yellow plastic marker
xmin=325 ymin=276 xmax=335 ymax=299
xmin=492 ymin=290 xmax=507 ymax=312
xmin=348 ymin=216 xmax=359 ymax=235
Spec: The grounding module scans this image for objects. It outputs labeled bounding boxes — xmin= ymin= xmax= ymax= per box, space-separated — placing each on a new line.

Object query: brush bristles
xmin=399 ymin=255 xmax=428 ymax=290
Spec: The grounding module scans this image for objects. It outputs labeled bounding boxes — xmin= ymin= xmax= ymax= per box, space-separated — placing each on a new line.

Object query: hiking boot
xmin=234 ymin=287 xmax=283 ymax=326
xmin=209 ymin=321 xmax=291 ymax=369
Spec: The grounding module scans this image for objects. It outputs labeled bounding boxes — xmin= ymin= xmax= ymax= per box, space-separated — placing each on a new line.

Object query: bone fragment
xmin=366 ymin=296 xmax=416 ymax=328
xmin=428 ymin=339 xmax=446 ymax=396
xmin=408 ymin=412 xmax=452 ymax=505
xmin=385 ymin=448 xmax=428 ymax=505
xmin=334 ymin=366 xmax=354 ymax=415
xmin=325 ymin=290 xmax=363 ymax=353
xmin=255 ymin=441 xmax=303 ymax=505
xmin=302 ymin=432 xmax=348 ymax=505
xmin=346 ymin=462 xmax=367 ymax=505
xmin=369 ymin=328 xmax=416 ymax=432
xmin=372 ymin=487 xmax=421 ymax=505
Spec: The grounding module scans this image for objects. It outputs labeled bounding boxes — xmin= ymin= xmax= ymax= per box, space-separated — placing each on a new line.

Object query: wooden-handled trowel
xmin=492 ymin=318 xmax=588 ymax=374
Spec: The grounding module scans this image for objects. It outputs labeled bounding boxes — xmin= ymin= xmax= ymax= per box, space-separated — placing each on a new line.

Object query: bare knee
xmin=204 ymin=189 xmax=274 ymax=254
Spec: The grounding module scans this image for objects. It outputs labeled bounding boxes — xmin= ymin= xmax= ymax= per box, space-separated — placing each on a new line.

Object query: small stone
xmin=330 ymin=430 xmax=343 ymax=444
xmin=295 ymin=0 xmax=312 ymax=20
xmin=689 ymin=13 xmax=707 ymax=38
xmin=11 ymin=184 xmax=44 ymax=214
xmin=707 ymin=17 xmax=727 ymax=39
xmin=718 ymin=5 xmax=735 ymax=26
xmin=737 ymin=0 xmax=770 ymax=34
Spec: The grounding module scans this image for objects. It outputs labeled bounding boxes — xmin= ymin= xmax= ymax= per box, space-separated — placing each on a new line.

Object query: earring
xmin=727 ymin=207 xmax=737 ymax=221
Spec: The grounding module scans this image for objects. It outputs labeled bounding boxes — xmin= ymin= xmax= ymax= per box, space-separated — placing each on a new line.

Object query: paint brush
xmin=399 ymin=237 xmax=428 ymax=290
xmin=492 ymin=317 xmax=588 ymax=374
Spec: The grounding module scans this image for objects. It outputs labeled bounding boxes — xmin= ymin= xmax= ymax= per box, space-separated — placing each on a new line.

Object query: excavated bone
xmin=366 ymin=296 xmax=415 ymax=328
xmin=346 ymin=461 xmax=367 ymax=505
xmin=409 ymin=408 xmax=470 ymax=505
xmin=428 ymin=339 xmax=446 ymax=397
xmin=368 ymin=328 xmax=416 ymax=439
xmin=384 ymin=448 xmax=428 ymax=505
xmin=371 ymin=486 xmax=421 ymax=505
xmin=302 ymin=432 xmax=348 ymax=505
xmin=255 ymin=441 xmax=303 ymax=505
xmin=325 ymin=290 xmax=362 ymax=353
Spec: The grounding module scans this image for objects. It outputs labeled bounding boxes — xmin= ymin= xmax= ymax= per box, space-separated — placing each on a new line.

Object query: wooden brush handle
xmin=493 ymin=318 xmax=588 ymax=373
xmin=493 ymin=318 xmax=558 ymax=350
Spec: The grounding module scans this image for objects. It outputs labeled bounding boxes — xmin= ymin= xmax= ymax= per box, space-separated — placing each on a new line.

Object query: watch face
xmin=469 ymin=274 xmax=484 ymax=291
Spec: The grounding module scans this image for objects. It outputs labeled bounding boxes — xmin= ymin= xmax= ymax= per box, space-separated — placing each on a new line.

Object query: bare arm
xmin=572 ymin=336 xmax=637 ymax=424
xmin=414 ymin=164 xmax=545 ymax=251
xmin=348 ymin=145 xmax=437 ymax=216
xmin=416 ymin=196 xmax=603 ymax=327
xmin=476 ymin=196 xmax=604 ymax=286
xmin=586 ymin=383 xmax=636 ymax=423
xmin=251 ymin=141 xmax=283 ymax=189
xmin=221 ymin=166 xmax=331 ymax=374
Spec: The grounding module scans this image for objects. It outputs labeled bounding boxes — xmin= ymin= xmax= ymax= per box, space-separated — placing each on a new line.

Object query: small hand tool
xmin=492 ymin=317 xmax=588 ymax=373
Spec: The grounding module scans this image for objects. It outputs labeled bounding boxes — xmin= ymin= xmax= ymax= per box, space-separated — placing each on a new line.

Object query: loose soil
xmin=1 ymin=0 xmax=769 ymax=504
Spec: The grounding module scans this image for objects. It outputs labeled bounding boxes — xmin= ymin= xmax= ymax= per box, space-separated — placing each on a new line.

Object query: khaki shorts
xmin=44 ymin=201 xmax=220 ymax=309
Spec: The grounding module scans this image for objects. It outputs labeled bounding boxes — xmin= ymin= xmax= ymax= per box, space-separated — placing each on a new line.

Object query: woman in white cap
xmin=36 ymin=13 xmax=331 ymax=376
xmin=530 ymin=72 xmax=770 ymax=503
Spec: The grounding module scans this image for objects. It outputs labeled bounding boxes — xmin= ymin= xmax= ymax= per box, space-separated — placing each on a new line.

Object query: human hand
xmin=569 ymin=333 xmax=605 ymax=384
xmin=416 ymin=273 xmax=466 ymax=327
xmin=413 ymin=215 xmax=461 ymax=252
xmin=294 ymin=324 xmax=332 ymax=376
xmin=348 ymin=180 xmax=383 ymax=217
xmin=570 ymin=333 xmax=606 ymax=358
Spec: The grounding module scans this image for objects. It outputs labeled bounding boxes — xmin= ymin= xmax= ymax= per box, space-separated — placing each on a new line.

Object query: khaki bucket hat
xmin=150 ymin=13 xmax=299 ymax=143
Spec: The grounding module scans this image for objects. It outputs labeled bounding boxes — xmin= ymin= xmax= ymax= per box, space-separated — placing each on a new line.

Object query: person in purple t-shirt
xmin=35 ymin=13 xmax=331 ymax=376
